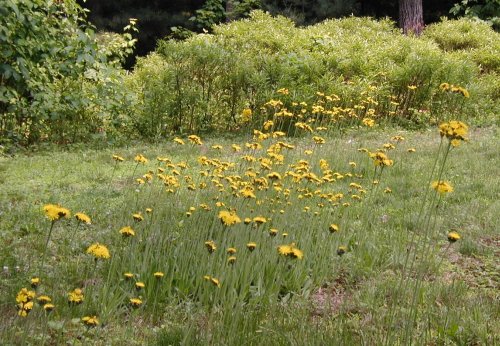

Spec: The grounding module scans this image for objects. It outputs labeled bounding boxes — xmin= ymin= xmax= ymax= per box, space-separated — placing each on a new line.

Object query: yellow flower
xmin=16 ymin=288 xmax=36 ymax=304
xmin=30 ymin=277 xmax=41 ymax=288
xmin=37 ymin=295 xmax=51 ymax=305
xmin=133 ymin=213 xmax=144 ymax=222
xmin=227 ymin=247 xmax=237 ymax=254
xmin=134 ymin=154 xmax=148 ymax=164
xmin=447 ymin=231 xmax=461 ymax=243
xmin=68 ymin=288 xmax=84 ymax=304
xmin=241 ymin=108 xmax=252 ymax=122
xmin=253 ymin=216 xmax=267 ymax=225
xmin=362 ymin=118 xmax=375 ymax=127
xmin=329 ymin=224 xmax=339 ymax=233
xmin=313 ymin=136 xmax=325 ymax=144
xmin=43 ymin=303 xmax=55 ymax=312
xmin=370 ymin=151 xmax=393 ymax=167
xmin=277 ymin=243 xmax=303 ymax=260
xmin=75 ymin=212 xmax=91 ymax=224
xmin=246 ymin=242 xmax=257 ymax=252
xmin=407 ymin=148 xmax=416 ymax=153
xmin=432 ymin=181 xmax=453 ymax=194
xmin=269 ymin=228 xmax=278 ymax=237
xmin=154 ymin=272 xmax=164 ymax=278
xmin=130 ymin=298 xmax=143 ymax=308
xmin=82 ymin=316 xmax=99 ymax=327
xmin=86 ymin=243 xmax=111 ymax=259
xmin=439 ymin=121 xmax=468 ymax=142
xmin=188 ymin=135 xmax=203 ymax=145
xmin=244 ymin=217 xmax=252 ymax=225
xmin=124 ymin=272 xmax=134 ymax=280
xmin=173 ymin=137 xmax=185 ymax=145
xmin=120 ymin=226 xmax=135 ymax=237
xmin=43 ymin=204 xmax=71 ymax=221
xmin=227 ymin=256 xmax=237 ymax=264
xmin=210 ymin=277 xmax=221 ymax=287
xmin=218 ymin=210 xmax=242 ymax=226
xmin=439 ymin=82 xmax=450 ymax=91
xmin=145 ymin=208 xmax=153 ymax=213
xmin=112 ymin=154 xmax=125 ymax=162
xmin=205 ymin=240 xmax=217 ymax=254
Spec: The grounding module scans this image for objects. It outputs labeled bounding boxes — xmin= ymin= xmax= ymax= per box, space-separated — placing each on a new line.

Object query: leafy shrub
xmin=129 ymin=12 xmax=499 ymax=135
xmin=0 ymin=0 xmax=137 ymax=145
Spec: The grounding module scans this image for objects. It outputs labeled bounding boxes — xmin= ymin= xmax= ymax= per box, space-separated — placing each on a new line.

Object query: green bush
xmin=0 ymin=0 xmax=137 ymax=145
xmin=129 ymin=12 xmax=499 ymax=135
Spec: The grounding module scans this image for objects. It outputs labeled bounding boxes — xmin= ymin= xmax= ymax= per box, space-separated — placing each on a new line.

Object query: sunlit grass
xmin=0 ymin=125 xmax=498 ymax=345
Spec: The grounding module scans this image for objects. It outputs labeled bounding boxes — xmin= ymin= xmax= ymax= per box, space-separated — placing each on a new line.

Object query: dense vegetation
xmin=1 ymin=1 xmax=499 ymax=345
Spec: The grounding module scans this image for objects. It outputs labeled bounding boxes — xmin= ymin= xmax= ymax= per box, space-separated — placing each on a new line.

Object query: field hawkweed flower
xmin=447 ymin=231 xmax=461 ymax=243
xmin=246 ymin=242 xmax=257 ymax=252
xmin=337 ymin=246 xmax=347 ymax=256
xmin=17 ymin=300 xmax=34 ymax=317
xmin=43 ymin=204 xmax=71 ymax=221
xmin=134 ymin=154 xmax=148 ymax=164
xmin=154 ymin=272 xmax=164 ymax=279
xmin=227 ymin=247 xmax=237 ymax=254
xmin=120 ymin=226 xmax=135 ymax=237
xmin=188 ymin=135 xmax=203 ymax=145
xmin=253 ymin=216 xmax=267 ymax=225
xmin=135 ymin=282 xmax=145 ymax=290
xmin=432 ymin=181 xmax=453 ymax=194
xmin=269 ymin=228 xmax=278 ymax=237
xmin=37 ymin=295 xmax=51 ymax=305
xmin=124 ymin=272 xmax=134 ymax=280
xmin=43 ymin=303 xmax=55 ymax=312
xmin=16 ymin=288 xmax=36 ymax=305
xmin=130 ymin=298 xmax=143 ymax=308
xmin=86 ymin=243 xmax=111 ymax=260
xmin=329 ymin=224 xmax=340 ymax=233
xmin=68 ymin=288 xmax=84 ymax=304
xmin=82 ymin=316 xmax=99 ymax=327
xmin=112 ymin=154 xmax=125 ymax=162
xmin=439 ymin=121 xmax=468 ymax=145
xmin=408 ymin=148 xmax=416 ymax=153
xmin=362 ymin=118 xmax=375 ymax=127
xmin=277 ymin=243 xmax=304 ymax=260
xmin=244 ymin=217 xmax=252 ymax=225
xmin=218 ymin=210 xmax=241 ymax=226
xmin=133 ymin=213 xmax=144 ymax=222
xmin=370 ymin=151 xmax=393 ymax=167
xmin=241 ymin=108 xmax=252 ymax=122
xmin=205 ymin=240 xmax=217 ymax=254
xmin=210 ymin=277 xmax=221 ymax=288
xmin=173 ymin=137 xmax=185 ymax=145
xmin=75 ymin=212 xmax=91 ymax=225
xmin=30 ymin=277 xmax=41 ymax=288
xmin=227 ymin=256 xmax=237 ymax=265
xmin=145 ymin=208 xmax=153 ymax=213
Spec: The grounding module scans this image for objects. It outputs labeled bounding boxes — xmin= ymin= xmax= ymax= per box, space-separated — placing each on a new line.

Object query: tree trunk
xmin=399 ymin=0 xmax=424 ymax=36
xmin=225 ymin=0 xmax=234 ymax=22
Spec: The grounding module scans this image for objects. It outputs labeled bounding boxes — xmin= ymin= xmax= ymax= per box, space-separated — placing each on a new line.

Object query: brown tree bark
xmin=399 ymin=0 xmax=424 ymax=36
xmin=225 ymin=0 xmax=234 ymax=22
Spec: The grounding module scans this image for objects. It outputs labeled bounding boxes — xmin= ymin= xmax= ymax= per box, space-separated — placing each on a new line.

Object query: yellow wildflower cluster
xmin=439 ymin=121 xmax=468 ymax=147
xmin=43 ymin=204 xmax=71 ymax=221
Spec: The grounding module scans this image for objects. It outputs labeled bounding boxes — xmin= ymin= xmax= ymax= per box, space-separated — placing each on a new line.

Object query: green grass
xmin=0 ymin=126 xmax=498 ymax=345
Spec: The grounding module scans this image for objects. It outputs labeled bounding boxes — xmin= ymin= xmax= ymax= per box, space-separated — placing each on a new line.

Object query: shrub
xmin=129 ymin=12 xmax=499 ymax=134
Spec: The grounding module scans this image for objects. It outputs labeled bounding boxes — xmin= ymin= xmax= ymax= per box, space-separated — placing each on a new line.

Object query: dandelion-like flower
xmin=75 ymin=212 xmax=91 ymax=225
xmin=135 ymin=282 xmax=145 ymax=290
xmin=204 ymin=240 xmax=217 ymax=254
xmin=246 ymin=242 xmax=257 ymax=252
xmin=82 ymin=316 xmax=99 ymax=327
xmin=134 ymin=154 xmax=148 ymax=164
xmin=120 ymin=226 xmax=136 ymax=237
xmin=133 ymin=213 xmax=144 ymax=222
xmin=112 ymin=154 xmax=125 ymax=162
xmin=432 ymin=181 xmax=453 ymax=194
xmin=329 ymin=224 xmax=339 ymax=233
xmin=447 ymin=231 xmax=461 ymax=243
xmin=337 ymin=246 xmax=347 ymax=256
xmin=68 ymin=288 xmax=84 ymax=304
xmin=30 ymin=277 xmax=41 ymax=288
xmin=439 ymin=121 xmax=468 ymax=147
xmin=43 ymin=204 xmax=71 ymax=221
xmin=218 ymin=210 xmax=242 ymax=226
xmin=130 ymin=298 xmax=143 ymax=308
xmin=86 ymin=243 xmax=111 ymax=260
xmin=154 ymin=272 xmax=164 ymax=279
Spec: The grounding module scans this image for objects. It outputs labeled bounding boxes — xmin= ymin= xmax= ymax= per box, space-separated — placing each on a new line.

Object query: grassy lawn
xmin=0 ymin=126 xmax=498 ymax=345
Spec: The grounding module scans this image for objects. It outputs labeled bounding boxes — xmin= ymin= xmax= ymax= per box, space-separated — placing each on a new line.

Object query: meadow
xmin=1 ymin=117 xmax=498 ymax=345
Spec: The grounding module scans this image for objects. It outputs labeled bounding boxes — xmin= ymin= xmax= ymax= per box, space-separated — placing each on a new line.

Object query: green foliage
xmin=0 ymin=0 xmax=137 ymax=145
xmin=450 ymin=0 xmax=500 ymax=30
xmin=129 ymin=12 xmax=500 ymax=136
